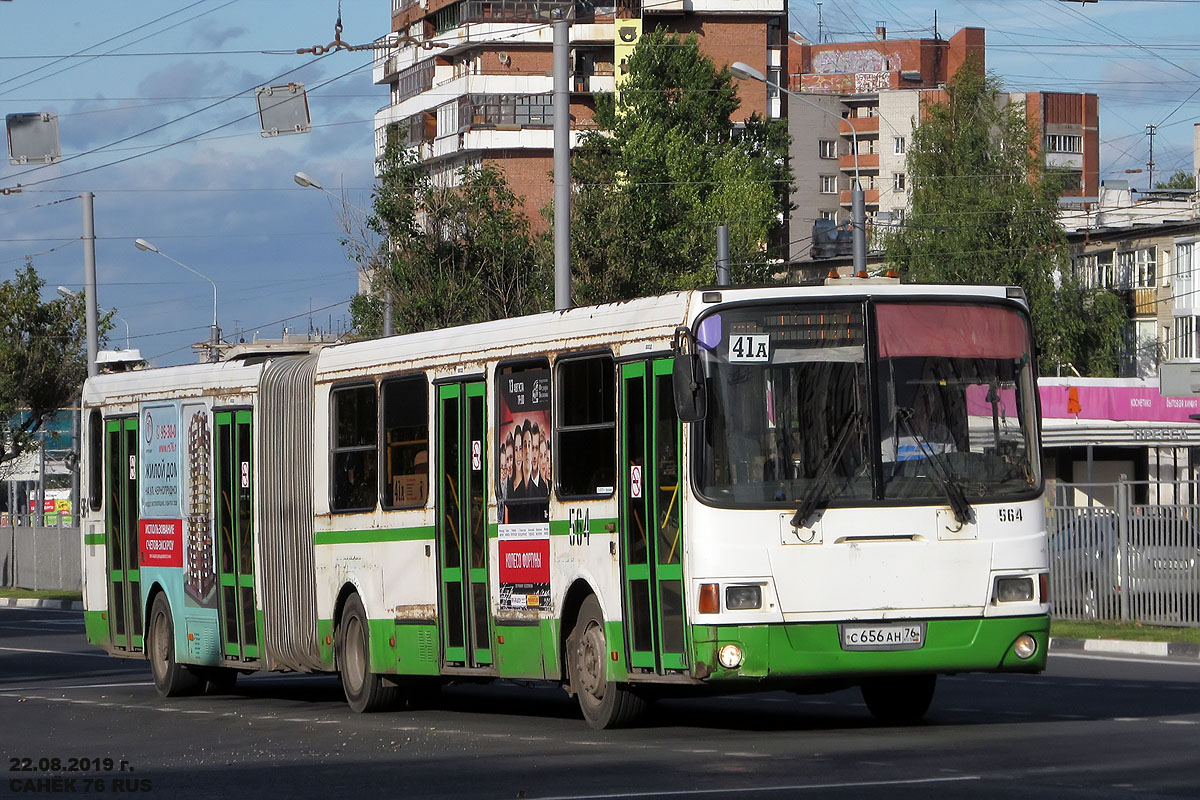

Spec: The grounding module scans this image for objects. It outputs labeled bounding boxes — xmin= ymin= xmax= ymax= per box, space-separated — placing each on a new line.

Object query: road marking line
xmin=1162 ymin=720 xmax=1198 ymax=725
xmin=0 ymin=645 xmax=115 ymax=659
xmin=0 ymin=681 xmax=152 ymax=692
xmin=1113 ymin=717 xmax=1146 ymax=722
xmin=526 ymin=775 xmax=981 ymax=800
xmin=1050 ymin=652 xmax=1200 ymax=668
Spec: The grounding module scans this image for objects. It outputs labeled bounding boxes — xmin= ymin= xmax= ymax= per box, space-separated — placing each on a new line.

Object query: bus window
xmin=555 ymin=355 xmax=616 ymax=498
xmin=331 ymin=383 xmax=378 ymax=512
xmin=382 ymin=375 xmax=429 ymax=509
xmin=88 ymin=409 xmax=102 ymax=512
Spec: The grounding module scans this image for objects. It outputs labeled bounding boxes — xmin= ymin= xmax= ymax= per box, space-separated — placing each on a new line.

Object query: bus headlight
xmin=718 ymin=643 xmax=744 ymax=669
xmin=993 ymin=576 xmax=1034 ymax=603
xmin=725 ymin=585 xmax=762 ymax=610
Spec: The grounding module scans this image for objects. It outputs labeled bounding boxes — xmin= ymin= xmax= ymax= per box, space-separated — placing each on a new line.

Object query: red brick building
xmin=375 ymin=1 xmax=788 ymax=229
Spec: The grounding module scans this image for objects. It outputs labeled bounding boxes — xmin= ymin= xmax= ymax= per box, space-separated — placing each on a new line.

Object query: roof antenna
xmin=816 ymin=2 xmax=825 ymax=43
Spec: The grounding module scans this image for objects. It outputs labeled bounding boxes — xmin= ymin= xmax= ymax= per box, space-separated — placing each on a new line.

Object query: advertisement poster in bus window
xmin=497 ymin=368 xmax=552 ymax=611
xmin=182 ymin=403 xmax=216 ymax=608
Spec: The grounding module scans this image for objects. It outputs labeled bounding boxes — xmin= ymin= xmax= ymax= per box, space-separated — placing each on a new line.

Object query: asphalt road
xmin=2 ymin=606 xmax=1198 ymax=799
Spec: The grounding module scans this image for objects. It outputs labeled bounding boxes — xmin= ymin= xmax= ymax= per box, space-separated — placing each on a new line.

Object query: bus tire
xmin=337 ymin=593 xmax=398 ymax=713
xmin=568 ymin=596 xmax=646 ymax=729
xmin=860 ymin=674 xmax=937 ymax=724
xmin=148 ymin=593 xmax=203 ymax=697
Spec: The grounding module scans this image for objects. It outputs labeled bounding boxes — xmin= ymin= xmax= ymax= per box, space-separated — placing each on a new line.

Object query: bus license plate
xmin=839 ymin=622 xmax=926 ymax=651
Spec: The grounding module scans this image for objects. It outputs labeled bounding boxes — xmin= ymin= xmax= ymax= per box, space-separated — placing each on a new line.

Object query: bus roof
xmin=83 ymin=284 xmax=1020 ymax=404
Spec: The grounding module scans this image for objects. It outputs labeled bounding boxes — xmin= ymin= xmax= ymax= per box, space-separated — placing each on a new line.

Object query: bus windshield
xmin=695 ymin=300 xmax=1040 ymax=509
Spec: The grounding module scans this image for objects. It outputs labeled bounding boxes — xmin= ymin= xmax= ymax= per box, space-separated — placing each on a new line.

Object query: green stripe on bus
xmin=84 ymin=533 xmax=105 ymax=546
xmin=313 ymin=526 xmax=436 ymax=545
xmin=548 ymin=516 xmax=617 ymax=537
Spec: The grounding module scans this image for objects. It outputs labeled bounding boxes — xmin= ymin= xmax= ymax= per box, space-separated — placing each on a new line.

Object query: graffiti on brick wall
xmin=812 ymin=49 xmax=902 ymax=75
xmin=856 ymin=72 xmax=891 ymax=93
xmin=801 ymin=73 xmax=856 ymax=94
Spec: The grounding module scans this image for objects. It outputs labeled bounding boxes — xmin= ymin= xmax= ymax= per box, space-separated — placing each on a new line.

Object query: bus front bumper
xmin=693 ymin=615 xmax=1049 ymax=681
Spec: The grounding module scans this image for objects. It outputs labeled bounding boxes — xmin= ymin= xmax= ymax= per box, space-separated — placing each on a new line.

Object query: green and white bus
xmin=81 ymin=283 xmax=1049 ymax=728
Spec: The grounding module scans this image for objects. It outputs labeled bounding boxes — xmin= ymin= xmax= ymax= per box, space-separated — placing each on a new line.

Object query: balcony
xmin=451 ymin=0 xmax=575 ymax=26
xmin=457 ymin=93 xmax=555 ymax=132
xmin=840 ymin=152 xmax=879 ymax=171
xmin=841 ymin=117 xmax=878 ymax=135
xmin=840 ymin=188 xmax=880 ymax=206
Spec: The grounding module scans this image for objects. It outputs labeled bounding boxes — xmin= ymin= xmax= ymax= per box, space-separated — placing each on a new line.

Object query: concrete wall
xmin=0 ymin=526 xmax=81 ymax=592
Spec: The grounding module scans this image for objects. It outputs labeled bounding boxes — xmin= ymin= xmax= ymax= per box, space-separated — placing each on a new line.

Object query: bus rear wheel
xmin=337 ymin=593 xmax=399 ymax=713
xmin=568 ymin=596 xmax=646 ymax=729
xmin=148 ymin=593 xmax=203 ymax=697
xmin=860 ymin=674 xmax=937 ymax=724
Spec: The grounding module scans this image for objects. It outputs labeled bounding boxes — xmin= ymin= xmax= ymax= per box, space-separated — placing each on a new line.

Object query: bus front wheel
xmin=337 ymin=593 xmax=399 ymax=713
xmin=568 ymin=596 xmax=646 ymax=729
xmin=860 ymin=674 xmax=937 ymax=724
xmin=148 ymin=593 xmax=203 ymax=697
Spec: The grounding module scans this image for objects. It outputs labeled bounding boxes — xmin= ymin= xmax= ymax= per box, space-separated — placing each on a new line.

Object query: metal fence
xmin=0 ymin=524 xmax=81 ymax=592
xmin=1048 ymin=481 xmax=1200 ymax=626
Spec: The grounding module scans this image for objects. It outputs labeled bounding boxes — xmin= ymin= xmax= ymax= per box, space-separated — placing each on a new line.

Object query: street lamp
xmin=729 ymin=61 xmax=867 ymax=272
xmin=133 ymin=238 xmax=221 ymax=361
xmin=57 ymin=286 xmax=131 ymax=350
xmin=294 ymin=171 xmax=394 ymax=337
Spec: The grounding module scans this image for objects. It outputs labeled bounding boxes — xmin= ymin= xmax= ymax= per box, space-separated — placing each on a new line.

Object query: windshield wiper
xmin=895 ymin=408 xmax=973 ymax=525
xmin=791 ymin=411 xmax=863 ymax=529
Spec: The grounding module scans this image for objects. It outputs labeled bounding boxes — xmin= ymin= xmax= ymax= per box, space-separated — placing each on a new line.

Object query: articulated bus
xmin=80 ymin=283 xmax=1049 ymax=728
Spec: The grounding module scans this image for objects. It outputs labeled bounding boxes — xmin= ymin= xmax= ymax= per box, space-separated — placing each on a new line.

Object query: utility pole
xmin=81 ymin=192 xmax=99 ymax=378
xmin=553 ymin=15 xmax=572 ymax=311
xmin=716 ymin=226 xmax=730 ymax=286
xmin=1147 ymin=124 xmax=1157 ymax=190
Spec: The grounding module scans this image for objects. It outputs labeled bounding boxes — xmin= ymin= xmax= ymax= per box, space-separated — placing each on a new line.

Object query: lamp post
xmin=133 ymin=238 xmax=220 ymax=361
xmin=295 ymin=171 xmax=394 ymax=336
xmin=729 ymin=62 xmax=866 ymax=272
xmin=57 ymin=286 xmax=131 ymax=350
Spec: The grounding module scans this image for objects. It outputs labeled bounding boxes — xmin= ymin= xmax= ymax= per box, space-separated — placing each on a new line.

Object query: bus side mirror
xmin=672 ymin=327 xmax=707 ymax=423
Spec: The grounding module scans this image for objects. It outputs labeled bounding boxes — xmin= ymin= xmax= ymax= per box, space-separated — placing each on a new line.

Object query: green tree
xmin=884 ymin=57 xmax=1125 ymax=376
xmin=346 ymin=146 xmax=550 ymax=336
xmin=569 ymin=29 xmax=791 ymax=305
xmin=1154 ymin=169 xmax=1196 ymax=190
xmin=0 ymin=261 xmax=90 ymax=467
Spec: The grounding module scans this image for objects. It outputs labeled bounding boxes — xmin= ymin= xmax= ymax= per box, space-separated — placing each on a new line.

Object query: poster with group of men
xmin=497 ymin=368 xmax=552 ymax=611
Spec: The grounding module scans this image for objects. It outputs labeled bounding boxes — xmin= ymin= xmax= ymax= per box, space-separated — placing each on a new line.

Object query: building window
xmin=556 ymin=355 xmax=616 ymax=498
xmin=1045 ymin=134 xmax=1083 ymax=153
xmin=381 ymin=376 xmax=429 ymax=509
xmin=893 ymin=136 xmax=906 ymax=155
xmin=1174 ymin=316 xmax=1198 ymax=360
xmin=1073 ymin=250 xmax=1114 ymax=289
xmin=819 ymin=210 xmax=837 ymax=221
xmin=331 ymin=383 xmax=378 ymax=512
xmin=893 ymin=173 xmax=906 ymax=191
xmin=891 ymin=208 xmax=905 ymax=225
xmin=820 ymin=175 xmax=837 ymax=194
xmin=819 ymin=139 xmax=837 ymax=159
xmin=1117 ymin=246 xmax=1157 ymax=288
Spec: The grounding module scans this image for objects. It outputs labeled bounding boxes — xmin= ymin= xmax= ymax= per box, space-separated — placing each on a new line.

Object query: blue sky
xmin=2 ymin=1 xmax=1198 ymax=365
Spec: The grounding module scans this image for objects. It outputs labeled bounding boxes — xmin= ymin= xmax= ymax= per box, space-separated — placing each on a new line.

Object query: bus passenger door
xmin=215 ymin=410 xmax=260 ymax=661
xmin=620 ymin=359 xmax=688 ymax=673
xmin=104 ymin=417 xmax=142 ymax=651
xmin=436 ymin=381 xmax=493 ymax=669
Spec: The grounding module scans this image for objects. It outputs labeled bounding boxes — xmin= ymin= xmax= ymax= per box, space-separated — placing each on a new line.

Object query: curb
xmin=0 ymin=597 xmax=80 ymax=610
xmin=1051 ymin=636 xmax=1200 ymax=660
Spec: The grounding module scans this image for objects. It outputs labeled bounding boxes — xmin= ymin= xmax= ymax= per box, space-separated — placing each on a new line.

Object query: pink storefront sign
xmin=1039 ymin=384 xmax=1200 ymax=423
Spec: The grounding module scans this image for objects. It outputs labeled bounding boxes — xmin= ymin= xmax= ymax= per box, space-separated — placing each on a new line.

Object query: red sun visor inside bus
xmin=875 ymin=303 xmax=1029 ymax=360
